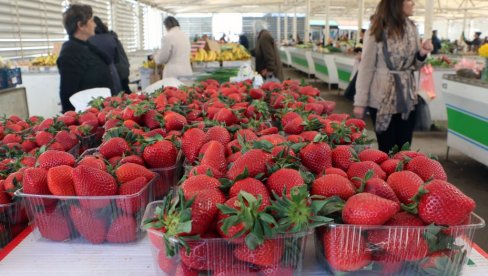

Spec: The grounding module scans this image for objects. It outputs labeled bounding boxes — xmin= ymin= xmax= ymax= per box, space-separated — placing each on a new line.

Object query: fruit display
xmin=31 ymin=54 xmax=58 ymax=67
xmin=192 ymin=43 xmax=251 ymax=62
xmin=426 ymin=55 xmax=456 ymax=68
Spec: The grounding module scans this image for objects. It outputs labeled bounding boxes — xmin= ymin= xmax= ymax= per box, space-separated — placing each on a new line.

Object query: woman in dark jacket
xmin=57 ymin=4 xmax=113 ymax=112
xmin=251 ymin=22 xmax=283 ymax=82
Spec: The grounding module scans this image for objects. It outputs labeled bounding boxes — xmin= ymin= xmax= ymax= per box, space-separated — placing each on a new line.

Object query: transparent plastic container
xmin=142 ymin=200 xmax=313 ymax=275
xmin=15 ymin=175 xmax=159 ymax=244
xmin=314 ymin=213 xmax=485 ymax=275
xmin=150 ymin=151 xmax=184 ymax=200
xmin=0 ymin=196 xmax=28 ymax=248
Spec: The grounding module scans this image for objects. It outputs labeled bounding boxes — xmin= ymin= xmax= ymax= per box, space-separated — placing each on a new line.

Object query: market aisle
xmin=283 ymin=67 xmax=488 ymax=252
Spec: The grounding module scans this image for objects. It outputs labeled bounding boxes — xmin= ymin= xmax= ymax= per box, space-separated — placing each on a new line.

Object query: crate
xmin=15 ymin=175 xmax=159 ymax=244
xmin=314 ymin=213 xmax=485 ymax=275
xmin=142 ymin=200 xmax=313 ymax=275
xmin=0 ymin=196 xmax=28 ymax=248
xmin=0 ymin=68 xmax=22 ymax=89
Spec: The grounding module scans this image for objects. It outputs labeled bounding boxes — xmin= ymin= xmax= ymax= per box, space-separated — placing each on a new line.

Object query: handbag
xmin=414 ymin=96 xmax=432 ymax=131
xmin=344 ymin=72 xmax=358 ymax=102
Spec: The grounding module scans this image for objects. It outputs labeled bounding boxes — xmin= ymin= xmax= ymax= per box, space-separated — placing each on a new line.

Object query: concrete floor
xmin=283 ymin=67 xmax=488 ymax=252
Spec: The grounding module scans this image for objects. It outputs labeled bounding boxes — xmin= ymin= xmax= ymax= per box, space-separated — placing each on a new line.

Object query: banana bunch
xmin=192 ymin=48 xmax=207 ymax=62
xmin=143 ymin=60 xmax=156 ymax=68
xmin=219 ymin=51 xmax=235 ymax=61
xmin=205 ymin=50 xmax=218 ymax=62
xmin=31 ymin=54 xmax=58 ymax=66
xmin=230 ymin=44 xmax=251 ymax=60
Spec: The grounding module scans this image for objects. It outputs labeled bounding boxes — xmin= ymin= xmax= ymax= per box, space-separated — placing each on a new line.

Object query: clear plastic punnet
xmin=314 ymin=213 xmax=485 ymax=275
xmin=0 ymin=195 xmax=28 ymax=248
xmin=15 ymin=175 xmax=159 ymax=244
xmin=142 ymin=200 xmax=313 ymax=275
xmin=150 ymin=151 xmax=184 ymax=200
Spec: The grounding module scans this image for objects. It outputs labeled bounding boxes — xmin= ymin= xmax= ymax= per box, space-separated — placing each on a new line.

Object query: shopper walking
xmin=251 ymin=22 xmax=284 ymax=82
xmin=89 ymin=16 xmax=122 ymax=94
xmin=353 ymin=0 xmax=433 ymax=153
xmin=431 ymin=30 xmax=442 ymax=54
xmin=154 ymin=16 xmax=192 ymax=79
xmin=57 ymin=4 xmax=113 ymax=113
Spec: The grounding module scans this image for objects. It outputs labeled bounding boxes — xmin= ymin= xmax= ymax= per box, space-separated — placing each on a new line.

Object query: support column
xmin=305 ymin=0 xmax=311 ymax=43
xmin=424 ymin=0 xmax=434 ymax=39
xmin=357 ymin=0 xmax=364 ymax=44
xmin=462 ymin=9 xmax=468 ymax=37
xmin=292 ymin=0 xmax=297 ymax=41
xmin=284 ymin=11 xmax=288 ymax=42
xmin=324 ymin=0 xmax=330 ymax=45
xmin=277 ymin=7 xmax=281 ymax=43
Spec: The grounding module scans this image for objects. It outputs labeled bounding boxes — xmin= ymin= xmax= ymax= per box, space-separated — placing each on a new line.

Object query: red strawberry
xmin=21 ymin=140 xmax=37 ymax=153
xmin=180 ymin=239 xmax=233 ymax=271
xmin=54 ymin=130 xmax=79 ymax=151
xmin=143 ymin=140 xmax=177 ymax=168
xmin=387 ymin=171 xmax=424 ymax=205
xmin=311 ymin=174 xmax=356 ymax=200
xmin=106 ymin=216 xmax=137 ymax=243
xmin=115 ymin=163 xmax=154 ymax=183
xmin=358 ymin=148 xmax=388 ymax=164
xmin=266 ymin=168 xmax=305 ymax=196
xmin=119 ymin=155 xmax=145 ymax=166
xmin=188 ymin=164 xmax=224 ymax=179
xmin=2 ymin=134 xmax=22 ymax=144
xmin=188 ymin=189 xmax=226 ymax=235
xmin=286 ymin=135 xmax=303 ymax=143
xmin=200 ymin=141 xmax=227 ymax=173
xmin=304 ymin=102 xmax=324 ymax=115
xmin=99 ymin=137 xmax=131 ymax=159
xmin=37 ymin=150 xmax=76 ymax=169
xmin=327 ymin=113 xmax=350 ymax=122
xmin=331 ymin=145 xmax=355 ymax=171
xmin=48 ymin=142 xmax=66 ymax=151
xmin=249 ymin=88 xmax=265 ymax=99
xmin=323 ymin=167 xmax=348 ymax=178
xmin=234 ymin=240 xmax=284 ymax=266
xmin=35 ymin=131 xmax=54 ymax=146
xmin=175 ymin=263 xmax=198 ymax=276
xmin=283 ymin=117 xmax=304 ymax=134
xmin=3 ymin=171 xmax=24 ymax=196
xmin=281 ymin=112 xmax=301 ymax=127
xmin=299 ymin=131 xmax=319 ymax=142
xmin=206 ymin=126 xmax=231 ymax=146
xmin=164 ymin=111 xmax=187 ymax=131
xmin=20 ymin=155 xmax=36 ymax=168
xmin=181 ymin=128 xmax=207 ymax=164
xmin=342 ymin=193 xmax=400 ymax=225
xmin=0 ymin=186 xmax=12 ymax=204
xmin=143 ymin=109 xmax=163 ymax=129
xmin=406 ymin=156 xmax=447 ymax=181
xmin=322 ymin=228 xmax=371 ymax=271
xmin=345 ymin=118 xmax=366 ymax=131
xmin=214 ymin=108 xmax=238 ymax=126
xmin=299 ymin=140 xmax=332 ymax=174
xmin=35 ymin=209 xmax=71 ymax=241
xmin=72 ymin=165 xmax=117 ymax=196
xmin=259 ymin=265 xmax=293 ymax=276
xmin=217 ymin=196 xmax=246 ymax=239
xmin=347 ymin=161 xmax=386 ymax=188
xmin=393 ymin=150 xmax=425 ymax=160
xmin=362 ymin=178 xmax=400 ymax=203
xmin=229 ymin=178 xmax=270 ymax=208
xmin=47 ymin=165 xmax=76 ymax=196
xmin=180 ymin=175 xmax=221 ymax=199
xmin=226 ymin=149 xmax=272 ymax=180
xmin=234 ymin=129 xmax=258 ymax=141
xmin=78 ymin=156 xmax=107 ymax=171
xmin=23 ymin=168 xmax=49 ymax=195
xmin=117 ymin=176 xmax=149 ymax=213
xmin=381 ymin=159 xmax=402 ymax=176
xmin=158 ymin=249 xmax=177 ymax=275
xmin=418 ymin=180 xmax=475 ymax=226
xmin=69 ymin=205 xmax=107 ymax=244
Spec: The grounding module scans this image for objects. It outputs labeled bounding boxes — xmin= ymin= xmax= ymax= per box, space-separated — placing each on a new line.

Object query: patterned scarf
xmin=376 ymin=20 xmax=419 ymax=132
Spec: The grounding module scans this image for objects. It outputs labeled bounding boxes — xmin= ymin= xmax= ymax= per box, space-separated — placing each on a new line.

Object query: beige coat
xmin=354 ymin=27 xmax=425 ymax=109
xmin=155 ymin=27 xmax=193 ymax=79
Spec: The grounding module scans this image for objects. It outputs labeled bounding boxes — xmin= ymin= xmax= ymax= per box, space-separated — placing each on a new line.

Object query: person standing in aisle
xmin=431 ymin=30 xmax=442 ymax=54
xmin=57 ymin=4 xmax=113 ymax=113
xmin=89 ymin=16 xmax=122 ymax=94
xmin=353 ymin=0 xmax=433 ymax=153
xmin=465 ymin=32 xmax=482 ymax=52
xmin=154 ymin=16 xmax=192 ymax=79
xmin=251 ymin=22 xmax=284 ymax=83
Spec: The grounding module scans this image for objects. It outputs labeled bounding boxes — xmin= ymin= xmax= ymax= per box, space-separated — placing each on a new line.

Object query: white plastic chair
xmin=143 ymin=78 xmax=184 ymax=94
xmin=69 ymin=87 xmax=111 ymax=112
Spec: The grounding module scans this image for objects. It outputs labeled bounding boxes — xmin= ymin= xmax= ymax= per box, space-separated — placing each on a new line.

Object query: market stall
xmin=442 ymin=75 xmax=488 ymax=166
xmin=333 ymin=54 xmax=356 ymax=90
xmin=311 ymin=51 xmax=339 ymax=89
xmin=278 ymin=47 xmax=292 ymax=67
xmin=287 ymin=47 xmax=315 ymax=77
xmin=20 ymin=69 xmax=61 ymax=118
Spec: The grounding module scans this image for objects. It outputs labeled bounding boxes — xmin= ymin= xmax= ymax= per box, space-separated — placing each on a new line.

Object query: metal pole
xmin=277 ymin=6 xmax=281 ymax=43
xmin=424 ymin=0 xmax=434 ymax=39
xmin=293 ymin=0 xmax=297 ymax=41
xmin=305 ymin=0 xmax=311 ymax=43
xmin=284 ymin=6 xmax=288 ymax=43
xmin=357 ymin=0 xmax=364 ymax=44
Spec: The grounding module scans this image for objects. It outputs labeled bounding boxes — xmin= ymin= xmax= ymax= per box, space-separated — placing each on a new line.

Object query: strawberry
xmin=2 ymin=134 xmax=22 ymax=144
xmin=35 ymin=131 xmax=54 ymax=147
xmin=393 ymin=150 xmax=425 ymax=160
xmin=234 ymin=239 xmax=284 ymax=266
xmin=175 ymin=263 xmax=198 ymax=276
xmin=119 ymin=155 xmax=145 ymax=166
xmin=206 ymin=125 xmax=231 ymax=146
xmin=21 ymin=140 xmax=37 ymax=153
xmin=48 ymin=142 xmax=66 ymax=151
xmin=54 ymin=130 xmax=78 ymax=151
xmin=286 ymin=135 xmax=303 ymax=143
xmin=358 ymin=148 xmax=388 ymax=164
xmin=362 ymin=178 xmax=400 ymax=203
xmin=3 ymin=171 xmax=24 ymax=196
xmin=299 ymin=138 xmax=332 ymax=174
xmin=380 ymin=158 xmax=402 ymax=176
xmin=406 ymin=156 xmax=447 ymax=181
xmin=323 ymin=167 xmax=348 ymax=178
xmin=35 ymin=208 xmax=71 ymax=241
xmin=188 ymin=189 xmax=226 ymax=235
xmin=259 ymin=265 xmax=294 ymax=276
xmin=283 ymin=117 xmax=304 ymax=134
xmin=304 ymin=102 xmax=324 ymax=115
xmin=78 ymin=156 xmax=107 ymax=171
xmin=417 ymin=180 xmax=475 ymax=226
xmin=115 ymin=163 xmax=154 ymax=183
xmin=214 ymin=108 xmax=238 ymax=126
xmin=143 ymin=140 xmax=177 ymax=168
xmin=281 ymin=112 xmax=301 ymax=127
xmin=345 ymin=118 xmax=366 ymax=131
xmin=188 ymin=164 xmax=224 ymax=179
xmin=106 ymin=216 xmax=137 ymax=243
xmin=327 ymin=113 xmax=350 ymax=122
xmin=164 ymin=111 xmax=187 ymax=131
xmin=266 ymin=168 xmax=305 ymax=196
xmin=311 ymin=174 xmax=356 ymax=200
xmin=142 ymin=109 xmax=163 ymax=129
xmin=158 ymin=249 xmax=177 ymax=275
xmin=299 ymin=131 xmax=320 ymax=142
xmin=331 ymin=145 xmax=355 ymax=171
xmin=47 ymin=165 xmax=76 ymax=196
xmin=69 ymin=205 xmax=107 ymax=244
xmin=23 ymin=168 xmax=49 ymax=195
xmin=342 ymin=193 xmax=400 ymax=225
xmin=180 ymin=238 xmax=233 ymax=271
xmin=0 ymin=187 xmax=12 ymax=204
xmin=387 ymin=171 xmax=424 ymax=205
xmin=37 ymin=150 xmax=76 ymax=169
xmin=181 ymin=128 xmax=207 ymax=164
xmin=99 ymin=137 xmax=131 ymax=159
xmin=117 ymin=176 xmax=149 ymax=213
xmin=226 ymin=149 xmax=272 ymax=180
xmin=200 ymin=141 xmax=227 ymax=173
xmin=72 ymin=165 xmax=117 ymax=196
xmin=234 ymin=129 xmax=258 ymax=141
xmin=322 ymin=228 xmax=371 ymax=272
xmin=229 ymin=178 xmax=270 ymax=208
xmin=249 ymin=88 xmax=265 ymax=99
xmin=180 ymin=175 xmax=221 ymax=199
xmin=347 ymin=161 xmax=386 ymax=188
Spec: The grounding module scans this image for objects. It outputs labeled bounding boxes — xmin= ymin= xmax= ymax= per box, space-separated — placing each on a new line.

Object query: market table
xmin=442 ymin=75 xmax=488 ymax=166
xmin=2 ymin=226 xmax=488 ymax=276
xmin=279 ymin=47 xmax=292 ymax=67
xmin=20 ymin=68 xmax=62 ymax=118
xmin=333 ymin=54 xmax=356 ymax=90
xmin=310 ymin=52 xmax=339 ymax=89
xmin=287 ymin=47 xmax=315 ymax=77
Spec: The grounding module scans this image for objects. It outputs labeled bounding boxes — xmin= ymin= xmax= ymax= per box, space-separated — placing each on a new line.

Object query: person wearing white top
xmin=154 ymin=16 xmax=192 ymax=79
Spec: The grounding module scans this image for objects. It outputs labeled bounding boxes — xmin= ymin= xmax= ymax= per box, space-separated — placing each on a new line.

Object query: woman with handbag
xmin=353 ymin=0 xmax=433 ymax=153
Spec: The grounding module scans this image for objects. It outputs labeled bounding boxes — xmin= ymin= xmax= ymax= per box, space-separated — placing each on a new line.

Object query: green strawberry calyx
xmin=402 ymin=179 xmax=432 ymax=214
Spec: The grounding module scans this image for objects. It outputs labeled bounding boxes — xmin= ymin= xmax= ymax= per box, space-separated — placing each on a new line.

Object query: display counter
xmin=0 ymin=86 xmax=29 ymax=118
xmin=310 ymin=52 xmax=339 ymax=89
xmin=20 ymin=69 xmax=61 ymax=118
xmin=287 ymin=47 xmax=315 ymax=76
xmin=279 ymin=47 xmax=291 ymax=66
xmin=442 ymin=75 xmax=488 ymax=166
xmin=333 ymin=54 xmax=356 ymax=90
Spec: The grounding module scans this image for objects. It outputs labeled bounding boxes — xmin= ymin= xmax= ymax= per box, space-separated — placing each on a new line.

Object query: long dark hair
xmin=369 ymin=0 xmax=407 ymax=42
xmin=93 ymin=16 xmax=109 ymax=34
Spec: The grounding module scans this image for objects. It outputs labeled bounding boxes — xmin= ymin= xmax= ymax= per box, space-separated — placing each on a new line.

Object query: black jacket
xmin=89 ymin=33 xmax=122 ymax=93
xmin=57 ymin=37 xmax=114 ymax=112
